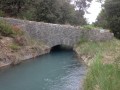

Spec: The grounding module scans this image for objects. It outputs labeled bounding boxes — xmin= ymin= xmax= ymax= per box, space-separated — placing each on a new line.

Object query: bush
xmin=0 ymin=20 xmax=23 ymax=37
xmin=0 ymin=20 xmax=15 ymax=36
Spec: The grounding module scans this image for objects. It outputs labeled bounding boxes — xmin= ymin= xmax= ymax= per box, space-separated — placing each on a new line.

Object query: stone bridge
xmin=0 ymin=17 xmax=113 ymax=48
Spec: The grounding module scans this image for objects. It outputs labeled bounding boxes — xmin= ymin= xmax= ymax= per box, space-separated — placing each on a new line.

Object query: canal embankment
xmin=74 ymin=38 xmax=120 ymax=90
xmin=0 ymin=20 xmax=50 ymax=68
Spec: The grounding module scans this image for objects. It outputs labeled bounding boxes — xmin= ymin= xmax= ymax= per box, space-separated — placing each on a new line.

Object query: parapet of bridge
xmin=0 ymin=17 xmax=113 ymax=48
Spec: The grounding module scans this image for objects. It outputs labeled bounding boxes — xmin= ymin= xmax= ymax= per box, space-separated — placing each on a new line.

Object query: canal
xmin=0 ymin=45 xmax=86 ymax=90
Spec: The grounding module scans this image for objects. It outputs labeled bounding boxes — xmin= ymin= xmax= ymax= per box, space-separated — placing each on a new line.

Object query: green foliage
xmin=77 ymin=39 xmax=120 ymax=58
xmin=84 ymin=58 xmax=120 ymax=90
xmin=79 ymin=37 xmax=88 ymax=44
xmin=81 ymin=25 xmax=100 ymax=30
xmin=0 ymin=21 xmax=15 ymax=36
xmin=0 ymin=0 xmax=27 ymax=17
xmin=94 ymin=9 xmax=108 ymax=29
xmin=72 ymin=10 xmax=87 ymax=25
xmin=60 ymin=1 xmax=76 ymax=24
xmin=75 ymin=0 xmax=92 ymax=12
xmin=0 ymin=20 xmax=23 ymax=37
xmin=76 ymin=39 xmax=120 ymax=90
xmin=104 ymin=0 xmax=120 ymax=39
xmin=95 ymin=0 xmax=120 ymax=39
xmin=35 ymin=0 xmax=61 ymax=23
xmin=34 ymin=0 xmax=89 ymax=25
xmin=19 ymin=8 xmax=36 ymax=21
xmin=10 ymin=43 xmax=20 ymax=51
xmin=0 ymin=0 xmax=91 ymax=26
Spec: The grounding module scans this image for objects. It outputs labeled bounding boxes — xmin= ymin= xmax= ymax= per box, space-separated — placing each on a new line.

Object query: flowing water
xmin=0 ymin=46 xmax=86 ymax=90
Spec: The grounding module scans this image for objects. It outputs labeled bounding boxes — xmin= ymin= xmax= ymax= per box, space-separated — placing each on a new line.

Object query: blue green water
xmin=0 ymin=49 xmax=86 ymax=90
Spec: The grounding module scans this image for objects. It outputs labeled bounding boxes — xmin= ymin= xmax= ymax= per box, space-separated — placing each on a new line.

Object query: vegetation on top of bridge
xmin=81 ymin=25 xmax=103 ymax=30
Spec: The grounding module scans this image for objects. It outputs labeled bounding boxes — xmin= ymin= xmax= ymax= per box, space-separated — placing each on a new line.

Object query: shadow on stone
xmin=50 ymin=45 xmax=73 ymax=52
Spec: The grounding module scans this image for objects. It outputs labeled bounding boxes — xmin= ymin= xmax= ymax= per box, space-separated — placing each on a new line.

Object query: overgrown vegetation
xmin=76 ymin=39 xmax=120 ymax=90
xmin=84 ymin=57 xmax=120 ymax=90
xmin=0 ymin=0 xmax=92 ymax=26
xmin=81 ymin=25 xmax=102 ymax=30
xmin=0 ymin=21 xmax=15 ymax=36
xmin=0 ymin=20 xmax=23 ymax=37
xmin=95 ymin=0 xmax=120 ymax=39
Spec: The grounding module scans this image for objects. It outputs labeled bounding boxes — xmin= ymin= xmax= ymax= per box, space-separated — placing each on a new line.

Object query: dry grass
xmin=76 ymin=38 xmax=120 ymax=90
xmin=76 ymin=39 xmax=120 ymax=64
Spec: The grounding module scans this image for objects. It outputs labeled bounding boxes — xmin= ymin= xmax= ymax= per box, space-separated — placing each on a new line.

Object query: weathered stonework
xmin=83 ymin=29 xmax=114 ymax=41
xmin=0 ymin=17 xmax=114 ymax=48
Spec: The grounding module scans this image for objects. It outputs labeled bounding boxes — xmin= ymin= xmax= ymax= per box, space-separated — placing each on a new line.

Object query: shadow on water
xmin=50 ymin=45 xmax=78 ymax=63
xmin=50 ymin=45 xmax=73 ymax=52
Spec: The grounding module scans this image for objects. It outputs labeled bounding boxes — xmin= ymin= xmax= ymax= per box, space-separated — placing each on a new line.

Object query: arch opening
xmin=50 ymin=45 xmax=73 ymax=52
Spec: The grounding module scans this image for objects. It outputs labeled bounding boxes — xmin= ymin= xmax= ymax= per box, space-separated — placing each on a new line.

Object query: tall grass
xmin=84 ymin=56 xmax=120 ymax=90
xmin=81 ymin=25 xmax=102 ymax=30
xmin=76 ymin=39 xmax=120 ymax=90
xmin=77 ymin=39 xmax=120 ymax=63
xmin=0 ymin=20 xmax=14 ymax=36
xmin=0 ymin=20 xmax=23 ymax=37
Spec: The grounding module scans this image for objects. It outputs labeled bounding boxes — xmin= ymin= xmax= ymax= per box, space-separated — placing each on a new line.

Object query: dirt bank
xmin=0 ymin=36 xmax=50 ymax=68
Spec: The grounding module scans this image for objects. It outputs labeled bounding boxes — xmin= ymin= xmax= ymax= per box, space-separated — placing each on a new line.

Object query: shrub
xmin=83 ymin=25 xmax=95 ymax=30
xmin=0 ymin=20 xmax=23 ymax=37
xmin=81 ymin=25 xmax=102 ymax=30
xmin=0 ymin=20 xmax=15 ymax=36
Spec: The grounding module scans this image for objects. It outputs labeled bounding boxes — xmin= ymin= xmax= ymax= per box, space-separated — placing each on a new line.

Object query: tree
xmin=94 ymin=9 xmax=108 ymax=28
xmin=0 ymin=0 xmax=92 ymax=26
xmin=59 ymin=1 xmax=75 ymax=24
xmin=95 ymin=0 xmax=120 ymax=39
xmin=72 ymin=10 xmax=87 ymax=25
xmin=104 ymin=0 xmax=120 ymax=38
xmin=0 ymin=0 xmax=27 ymax=17
xmin=35 ymin=0 xmax=89 ymax=25
xmin=35 ymin=0 xmax=62 ymax=23
xmin=75 ymin=0 xmax=92 ymax=13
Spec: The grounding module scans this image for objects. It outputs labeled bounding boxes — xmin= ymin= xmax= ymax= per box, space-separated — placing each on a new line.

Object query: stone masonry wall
xmin=0 ymin=17 xmax=114 ymax=48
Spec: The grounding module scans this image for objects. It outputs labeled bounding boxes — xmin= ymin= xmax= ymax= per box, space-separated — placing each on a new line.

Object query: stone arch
xmin=50 ymin=44 xmax=73 ymax=52
xmin=0 ymin=17 xmax=113 ymax=48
